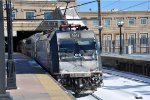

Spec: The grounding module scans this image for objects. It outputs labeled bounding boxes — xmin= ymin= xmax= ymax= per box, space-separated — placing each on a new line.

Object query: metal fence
xmin=102 ymin=38 xmax=150 ymax=54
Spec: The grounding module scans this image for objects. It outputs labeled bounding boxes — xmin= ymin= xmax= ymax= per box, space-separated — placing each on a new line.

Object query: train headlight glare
xmin=79 ymin=84 xmax=84 ymax=88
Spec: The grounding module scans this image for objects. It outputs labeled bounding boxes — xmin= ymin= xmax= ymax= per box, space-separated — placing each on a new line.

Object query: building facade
xmin=80 ymin=11 xmax=150 ymax=53
xmin=3 ymin=0 xmax=150 ymax=53
xmin=3 ymin=0 xmax=75 ymax=51
xmin=3 ymin=0 xmax=75 ymax=37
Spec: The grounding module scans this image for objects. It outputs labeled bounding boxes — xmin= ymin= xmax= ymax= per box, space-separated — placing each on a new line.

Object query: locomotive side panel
xmin=36 ymin=40 xmax=52 ymax=72
xmin=50 ymin=33 xmax=59 ymax=74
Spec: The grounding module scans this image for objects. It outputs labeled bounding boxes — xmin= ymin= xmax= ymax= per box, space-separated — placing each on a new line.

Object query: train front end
xmin=56 ymin=30 xmax=103 ymax=93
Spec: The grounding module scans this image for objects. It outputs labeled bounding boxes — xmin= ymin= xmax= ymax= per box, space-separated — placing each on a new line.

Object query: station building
xmin=3 ymin=0 xmax=150 ymax=53
xmin=79 ymin=11 xmax=150 ymax=53
xmin=3 ymin=0 xmax=75 ymax=51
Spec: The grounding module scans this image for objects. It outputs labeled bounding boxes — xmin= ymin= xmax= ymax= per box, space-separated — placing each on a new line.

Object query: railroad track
xmin=103 ymin=67 xmax=150 ymax=84
xmin=90 ymin=94 xmax=103 ymax=100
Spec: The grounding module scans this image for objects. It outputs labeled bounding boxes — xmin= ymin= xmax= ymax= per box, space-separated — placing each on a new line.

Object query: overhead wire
xmin=3 ymin=0 xmax=59 ymax=19
xmin=99 ymin=0 xmax=150 ymax=40
xmin=18 ymin=0 xmax=57 ymax=18
xmin=6 ymin=0 xmax=150 ymax=20
xmin=87 ymin=0 xmax=121 ymax=12
xmin=31 ymin=0 xmax=97 ymax=18
xmin=101 ymin=0 xmax=150 ymax=17
xmin=9 ymin=0 xmax=97 ymax=18
xmin=101 ymin=0 xmax=120 ymax=9
xmin=61 ymin=0 xmax=97 ymax=10
xmin=35 ymin=1 xmax=54 ymax=18
xmin=119 ymin=0 xmax=150 ymax=11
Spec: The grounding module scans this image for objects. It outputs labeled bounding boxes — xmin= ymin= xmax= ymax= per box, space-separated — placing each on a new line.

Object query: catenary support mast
xmin=0 ymin=0 xmax=12 ymax=99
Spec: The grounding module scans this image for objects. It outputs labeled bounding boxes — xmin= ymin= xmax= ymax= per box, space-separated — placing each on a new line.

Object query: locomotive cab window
xmin=58 ymin=39 xmax=76 ymax=61
xmin=59 ymin=39 xmax=75 ymax=53
xmin=77 ymin=39 xmax=97 ymax=60
xmin=58 ymin=38 xmax=97 ymax=61
xmin=77 ymin=39 xmax=96 ymax=50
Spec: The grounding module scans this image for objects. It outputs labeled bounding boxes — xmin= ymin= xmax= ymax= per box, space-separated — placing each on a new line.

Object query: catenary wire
xmin=4 ymin=0 xmax=150 ymax=21
xmin=101 ymin=0 xmax=120 ymax=9
xmin=30 ymin=0 xmax=97 ymax=17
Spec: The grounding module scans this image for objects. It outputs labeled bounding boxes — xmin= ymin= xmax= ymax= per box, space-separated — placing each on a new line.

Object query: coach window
xmin=44 ymin=12 xmax=53 ymax=20
xmin=140 ymin=17 xmax=147 ymax=25
xmin=140 ymin=33 xmax=148 ymax=46
xmin=26 ymin=11 xmax=35 ymax=19
xmin=104 ymin=18 xmax=111 ymax=26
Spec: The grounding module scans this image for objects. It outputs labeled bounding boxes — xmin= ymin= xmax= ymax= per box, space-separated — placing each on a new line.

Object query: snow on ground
xmin=77 ymin=70 xmax=150 ymax=100
xmin=101 ymin=53 xmax=150 ymax=61
xmin=104 ymin=68 xmax=150 ymax=83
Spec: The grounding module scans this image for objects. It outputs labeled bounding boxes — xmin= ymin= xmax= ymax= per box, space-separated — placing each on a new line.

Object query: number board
xmin=70 ymin=32 xmax=81 ymax=38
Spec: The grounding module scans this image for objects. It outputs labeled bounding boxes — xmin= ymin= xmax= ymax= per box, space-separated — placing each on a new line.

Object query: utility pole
xmin=97 ymin=0 xmax=103 ymax=71
xmin=98 ymin=0 xmax=103 ymax=53
xmin=6 ymin=0 xmax=17 ymax=89
xmin=0 ymin=0 xmax=11 ymax=99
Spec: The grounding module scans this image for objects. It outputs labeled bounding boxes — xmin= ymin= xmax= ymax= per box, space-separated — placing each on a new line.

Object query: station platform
xmin=6 ymin=53 xmax=75 ymax=100
xmin=101 ymin=53 xmax=150 ymax=61
xmin=101 ymin=53 xmax=150 ymax=76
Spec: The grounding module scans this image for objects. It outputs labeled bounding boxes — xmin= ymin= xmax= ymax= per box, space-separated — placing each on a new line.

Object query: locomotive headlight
xmin=74 ymin=54 xmax=78 ymax=56
xmin=79 ymin=84 xmax=84 ymax=88
xmin=96 ymin=81 xmax=100 ymax=84
xmin=92 ymin=77 xmax=95 ymax=80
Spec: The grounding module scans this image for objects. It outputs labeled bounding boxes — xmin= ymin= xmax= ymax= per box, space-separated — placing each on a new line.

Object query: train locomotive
xmin=20 ymin=26 xmax=103 ymax=94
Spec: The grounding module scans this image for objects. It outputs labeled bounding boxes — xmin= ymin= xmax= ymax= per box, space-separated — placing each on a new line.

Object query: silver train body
xmin=20 ymin=30 xmax=103 ymax=93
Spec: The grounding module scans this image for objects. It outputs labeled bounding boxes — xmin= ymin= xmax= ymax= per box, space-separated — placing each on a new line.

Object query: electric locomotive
xmin=21 ymin=25 xmax=103 ymax=94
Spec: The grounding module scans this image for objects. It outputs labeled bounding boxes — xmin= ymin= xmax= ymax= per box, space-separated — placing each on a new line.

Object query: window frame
xmin=92 ymin=20 xmax=99 ymax=26
xmin=104 ymin=18 xmax=111 ymax=26
xmin=44 ymin=11 xmax=53 ymax=20
xmin=140 ymin=17 xmax=147 ymax=25
xmin=12 ymin=10 xmax=16 ymax=20
xmin=25 ymin=11 xmax=35 ymax=19
xmin=140 ymin=33 xmax=148 ymax=46
xmin=103 ymin=34 xmax=112 ymax=47
xmin=116 ymin=17 xmax=124 ymax=26
xmin=128 ymin=33 xmax=136 ymax=46
xmin=116 ymin=34 xmax=124 ymax=47
xmin=128 ymin=17 xmax=136 ymax=25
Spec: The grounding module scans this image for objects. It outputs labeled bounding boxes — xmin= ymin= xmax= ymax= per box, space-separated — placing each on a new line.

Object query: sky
xmin=76 ymin=0 xmax=150 ymax=12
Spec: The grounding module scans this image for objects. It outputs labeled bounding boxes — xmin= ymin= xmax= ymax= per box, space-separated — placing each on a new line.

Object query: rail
xmin=103 ymin=67 xmax=150 ymax=84
xmin=91 ymin=94 xmax=103 ymax=100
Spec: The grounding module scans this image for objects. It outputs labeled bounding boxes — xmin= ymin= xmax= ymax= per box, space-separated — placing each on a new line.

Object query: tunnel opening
xmin=5 ymin=31 xmax=41 ymax=52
